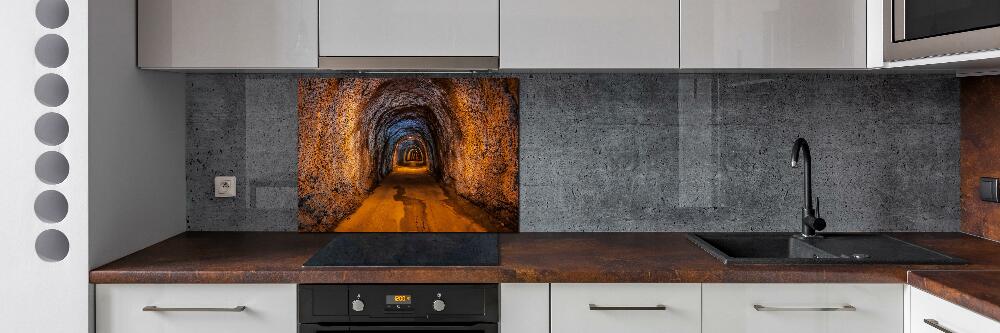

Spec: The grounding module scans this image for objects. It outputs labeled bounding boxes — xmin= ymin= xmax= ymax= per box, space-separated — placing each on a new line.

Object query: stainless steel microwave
xmin=885 ymin=0 xmax=1000 ymax=62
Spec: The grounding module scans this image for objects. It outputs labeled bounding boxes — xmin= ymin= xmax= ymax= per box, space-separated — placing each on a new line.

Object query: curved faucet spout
xmin=791 ymin=138 xmax=824 ymax=237
xmin=791 ymin=138 xmax=813 ymax=207
xmin=791 ymin=138 xmax=810 ymax=168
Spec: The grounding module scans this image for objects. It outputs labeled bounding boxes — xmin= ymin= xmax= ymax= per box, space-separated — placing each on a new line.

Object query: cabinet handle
xmin=589 ymin=304 xmax=667 ymax=311
xmin=923 ymin=319 xmax=955 ymax=333
xmin=753 ymin=304 xmax=856 ymax=312
xmin=142 ymin=306 xmax=247 ymax=312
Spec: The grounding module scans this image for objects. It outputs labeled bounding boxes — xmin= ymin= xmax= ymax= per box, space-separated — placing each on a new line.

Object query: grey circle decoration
xmin=35 ymin=151 xmax=70 ymax=185
xmin=35 ymin=229 xmax=70 ymax=262
xmin=34 ymin=190 xmax=68 ymax=223
xmin=36 ymin=0 xmax=70 ymax=29
xmin=35 ymin=34 xmax=69 ymax=68
xmin=34 ymin=73 xmax=69 ymax=107
xmin=35 ymin=112 xmax=69 ymax=146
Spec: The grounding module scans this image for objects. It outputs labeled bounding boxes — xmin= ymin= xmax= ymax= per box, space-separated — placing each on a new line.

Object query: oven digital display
xmin=386 ymin=295 xmax=412 ymax=305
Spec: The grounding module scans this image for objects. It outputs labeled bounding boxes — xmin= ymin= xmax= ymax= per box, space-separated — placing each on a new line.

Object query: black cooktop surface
xmin=303 ymin=233 xmax=500 ymax=267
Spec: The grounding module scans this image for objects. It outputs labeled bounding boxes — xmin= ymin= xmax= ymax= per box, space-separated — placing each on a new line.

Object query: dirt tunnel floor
xmin=334 ymin=166 xmax=503 ymax=232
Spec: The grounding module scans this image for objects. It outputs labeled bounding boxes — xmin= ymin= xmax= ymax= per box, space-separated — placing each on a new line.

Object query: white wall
xmin=0 ymin=0 xmax=184 ymax=331
xmin=88 ymin=0 xmax=186 ymax=270
xmin=0 ymin=0 xmax=90 ymax=331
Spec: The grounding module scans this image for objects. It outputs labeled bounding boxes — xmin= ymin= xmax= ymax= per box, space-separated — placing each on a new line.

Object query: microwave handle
xmin=892 ymin=0 xmax=906 ymax=41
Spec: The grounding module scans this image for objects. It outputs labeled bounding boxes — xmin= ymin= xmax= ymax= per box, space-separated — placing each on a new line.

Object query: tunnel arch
xmin=369 ymin=106 xmax=445 ymax=182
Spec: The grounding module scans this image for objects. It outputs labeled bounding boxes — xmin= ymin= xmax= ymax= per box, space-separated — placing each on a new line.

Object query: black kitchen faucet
xmin=791 ymin=138 xmax=826 ymax=238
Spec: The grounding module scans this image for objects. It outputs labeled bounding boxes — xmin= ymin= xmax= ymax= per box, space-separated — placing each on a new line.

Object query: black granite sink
xmin=687 ymin=233 xmax=966 ymax=265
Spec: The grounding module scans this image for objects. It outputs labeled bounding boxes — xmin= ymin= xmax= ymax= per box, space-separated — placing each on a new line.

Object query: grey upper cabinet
xmin=680 ymin=0 xmax=871 ymax=69
xmin=501 ymin=0 xmax=680 ymax=69
xmin=138 ymin=0 xmax=318 ymax=69
xmin=319 ymin=0 xmax=499 ymax=57
xmin=318 ymin=0 xmax=500 ymax=70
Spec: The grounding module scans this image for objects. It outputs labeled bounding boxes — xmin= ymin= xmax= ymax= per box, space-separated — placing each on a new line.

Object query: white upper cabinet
xmin=680 ymin=0 xmax=870 ymax=69
xmin=501 ymin=0 xmax=680 ymax=69
xmin=319 ymin=0 xmax=500 ymax=57
xmin=137 ymin=0 xmax=318 ymax=69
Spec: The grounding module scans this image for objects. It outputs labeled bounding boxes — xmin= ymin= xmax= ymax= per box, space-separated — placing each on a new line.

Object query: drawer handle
xmin=923 ymin=319 xmax=955 ymax=333
xmin=142 ymin=306 xmax=247 ymax=312
xmin=753 ymin=304 xmax=856 ymax=312
xmin=589 ymin=304 xmax=667 ymax=311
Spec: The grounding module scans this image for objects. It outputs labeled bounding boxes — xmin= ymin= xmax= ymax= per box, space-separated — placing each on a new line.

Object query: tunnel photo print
xmin=298 ymin=78 xmax=520 ymax=232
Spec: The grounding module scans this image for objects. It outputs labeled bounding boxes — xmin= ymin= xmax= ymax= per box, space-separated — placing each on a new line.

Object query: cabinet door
xmin=551 ymin=283 xmax=701 ymax=333
xmin=319 ymin=0 xmax=499 ymax=57
xmin=910 ymin=287 xmax=1000 ymax=333
xmin=138 ymin=0 xmax=318 ymax=69
xmin=96 ymin=284 xmax=297 ymax=333
xmin=500 ymin=284 xmax=548 ymax=333
xmin=501 ymin=0 xmax=680 ymax=69
xmin=702 ymin=283 xmax=903 ymax=333
xmin=680 ymin=0 xmax=867 ymax=68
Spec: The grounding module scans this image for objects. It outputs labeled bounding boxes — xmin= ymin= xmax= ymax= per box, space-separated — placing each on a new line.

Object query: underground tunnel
xmin=298 ymin=78 xmax=520 ymax=232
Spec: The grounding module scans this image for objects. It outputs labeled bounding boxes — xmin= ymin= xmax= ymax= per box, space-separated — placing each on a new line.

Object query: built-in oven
xmin=885 ymin=0 xmax=1000 ymax=61
xmin=298 ymin=284 xmax=498 ymax=333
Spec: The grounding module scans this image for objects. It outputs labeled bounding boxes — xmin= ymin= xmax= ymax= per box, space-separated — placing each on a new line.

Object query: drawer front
xmin=910 ymin=287 xmax=1000 ymax=333
xmin=96 ymin=284 xmax=296 ymax=333
xmin=551 ymin=283 xmax=701 ymax=333
xmin=703 ymin=283 xmax=903 ymax=333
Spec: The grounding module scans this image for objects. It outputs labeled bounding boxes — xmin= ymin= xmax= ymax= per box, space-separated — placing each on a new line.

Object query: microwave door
xmin=885 ymin=0 xmax=1000 ymax=61
xmin=896 ymin=0 xmax=1000 ymax=42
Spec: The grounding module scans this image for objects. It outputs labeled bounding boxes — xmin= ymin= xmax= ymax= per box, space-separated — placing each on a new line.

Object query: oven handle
xmin=299 ymin=323 xmax=497 ymax=333
xmin=350 ymin=323 xmax=497 ymax=331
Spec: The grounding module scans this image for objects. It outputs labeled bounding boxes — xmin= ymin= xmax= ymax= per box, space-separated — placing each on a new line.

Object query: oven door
xmin=300 ymin=323 xmax=498 ymax=333
xmin=885 ymin=0 xmax=1000 ymax=61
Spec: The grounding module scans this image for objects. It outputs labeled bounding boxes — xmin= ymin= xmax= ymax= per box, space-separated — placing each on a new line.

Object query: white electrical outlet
xmin=215 ymin=176 xmax=236 ymax=198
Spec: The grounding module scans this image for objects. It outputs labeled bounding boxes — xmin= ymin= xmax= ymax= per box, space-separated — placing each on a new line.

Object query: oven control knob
xmin=432 ymin=299 xmax=446 ymax=312
xmin=351 ymin=299 xmax=365 ymax=312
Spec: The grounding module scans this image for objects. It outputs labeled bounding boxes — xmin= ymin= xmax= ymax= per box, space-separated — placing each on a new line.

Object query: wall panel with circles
xmin=1 ymin=0 xmax=87 ymax=330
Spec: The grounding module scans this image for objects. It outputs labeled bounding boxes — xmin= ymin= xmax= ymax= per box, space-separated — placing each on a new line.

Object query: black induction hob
xmin=303 ymin=233 xmax=500 ymax=266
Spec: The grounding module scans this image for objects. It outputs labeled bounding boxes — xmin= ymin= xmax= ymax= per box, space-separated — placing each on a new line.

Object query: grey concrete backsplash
xmin=186 ymin=73 xmax=960 ymax=232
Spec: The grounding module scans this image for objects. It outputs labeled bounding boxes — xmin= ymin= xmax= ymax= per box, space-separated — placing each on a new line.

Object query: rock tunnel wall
xmin=298 ymin=78 xmax=520 ymax=232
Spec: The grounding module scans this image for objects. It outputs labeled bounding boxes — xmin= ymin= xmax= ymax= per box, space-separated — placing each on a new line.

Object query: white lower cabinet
xmin=910 ymin=287 xmax=1000 ymax=333
xmin=702 ymin=283 xmax=904 ymax=333
xmin=500 ymin=283 xmax=549 ymax=333
xmin=550 ymin=283 xmax=701 ymax=333
xmin=95 ymin=283 xmax=999 ymax=333
xmin=96 ymin=284 xmax=297 ymax=333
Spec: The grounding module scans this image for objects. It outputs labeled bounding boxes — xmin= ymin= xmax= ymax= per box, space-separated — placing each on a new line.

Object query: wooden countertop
xmin=91 ymin=232 xmax=1000 ymax=284
xmin=908 ymin=270 xmax=1000 ymax=323
xmin=90 ymin=232 xmax=1000 ymax=321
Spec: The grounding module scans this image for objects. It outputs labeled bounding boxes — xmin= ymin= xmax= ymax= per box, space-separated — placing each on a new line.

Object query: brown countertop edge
xmin=91 ymin=232 xmax=1000 ymax=285
xmin=90 ymin=232 xmax=1000 ymax=317
xmin=908 ymin=270 xmax=1000 ymax=323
